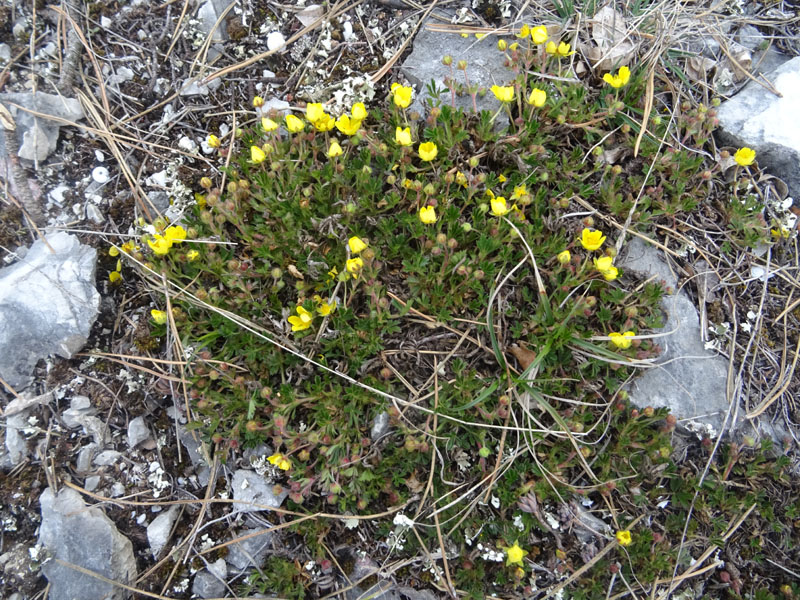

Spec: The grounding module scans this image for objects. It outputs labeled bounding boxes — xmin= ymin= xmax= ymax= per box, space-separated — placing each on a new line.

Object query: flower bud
xmin=457 ymin=60 xmax=467 ymax=70
xmin=423 ymin=183 xmax=435 ymax=196
xmin=386 ymin=174 xmax=396 ymax=185
xmin=468 ymin=156 xmax=479 ymax=168
xmin=436 ymin=233 xmax=447 ymax=245
xmin=442 ymin=55 xmax=453 ymax=66
xmin=497 ymin=39 xmax=507 ymax=51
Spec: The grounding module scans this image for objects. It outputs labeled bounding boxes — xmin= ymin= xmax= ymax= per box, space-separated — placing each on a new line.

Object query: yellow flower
xmin=267 ymin=453 xmax=291 ymax=471
xmin=207 ymin=134 xmax=220 ymax=148
xmin=252 ymin=95 xmax=264 ymax=108
xmin=734 ymin=147 xmax=756 ymax=167
xmin=491 ymin=85 xmax=515 ymax=103
xmin=109 ymin=246 xmax=120 ymax=257
xmin=288 ymin=306 xmax=313 ymax=332
xmin=530 ymin=25 xmax=548 ymax=44
xmin=511 ymin=184 xmax=528 ymax=200
xmin=391 ymin=83 xmax=413 ymax=108
xmin=327 ymin=140 xmax=343 ymax=158
xmin=771 ymin=226 xmax=791 ymax=239
xmin=151 ymin=309 xmax=168 ymax=325
xmin=335 ymin=114 xmax=362 ymax=136
xmin=251 ymin=145 xmax=266 ymax=163
xmin=516 ymin=24 xmax=530 ymax=38
xmin=497 ymin=39 xmax=507 ymax=51
xmin=306 ymin=102 xmax=325 ymax=123
xmin=580 ymin=228 xmax=606 ymax=251
xmin=395 ymin=126 xmax=413 ymax=147
xmin=475 ymin=33 xmax=486 ymax=39
xmin=351 ymin=102 xmax=367 ymax=121
xmin=313 ymin=113 xmax=335 ymax=132
xmin=187 ymin=249 xmax=199 ymax=261
xmin=546 ymin=41 xmax=573 ymax=56
xmin=601 ymin=266 xmax=619 ymax=281
xmin=418 ymin=141 xmax=438 ymax=162
xmin=327 ymin=266 xmax=338 ymax=280
xmin=261 ymin=117 xmax=278 ymax=132
xmin=509 ymin=42 xmax=519 ymax=51
xmin=603 ymin=66 xmax=631 ymax=88
xmin=348 ymin=236 xmax=368 ymax=254
xmin=498 ymin=174 xmax=507 ymax=183
xmin=557 ymin=250 xmax=571 ymax=264
xmin=503 ymin=541 xmax=529 ymax=566
xmin=419 ymin=206 xmax=437 ymax=224
xmin=285 ymin=114 xmax=305 ymax=133
xmin=164 ymin=225 xmax=186 ymax=244
xmin=346 ymin=257 xmax=364 ymax=276
xmin=317 ymin=300 xmax=335 ymax=316
xmin=491 ymin=196 xmax=510 ymax=216
xmin=593 ymin=255 xmax=614 ymax=273
xmin=108 ymin=270 xmax=122 ymax=283
xmin=609 ymin=331 xmax=635 ymax=350
xmin=615 ymin=530 xmax=633 ymax=546
xmin=147 ymin=235 xmax=172 ymax=255
xmin=528 ymin=88 xmax=547 ymax=107
xmin=455 ymin=171 xmax=468 ymax=187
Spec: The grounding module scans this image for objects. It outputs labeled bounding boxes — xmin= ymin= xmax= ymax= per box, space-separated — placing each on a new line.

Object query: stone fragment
xmin=717 ymin=56 xmax=800 ymax=199
xmin=147 ymin=505 xmax=179 ymax=558
xmin=38 ymin=487 xmax=137 ymax=600
xmin=62 ymin=396 xmax=95 ymax=428
xmin=192 ymin=559 xmax=227 ymax=598
xmin=371 ymin=411 xmax=390 ymax=440
xmin=196 ymin=0 xmax=230 ymax=42
xmin=0 ymin=232 xmax=100 ymax=390
xmin=226 ymin=528 xmax=273 ymax=570
xmin=620 ymin=237 xmax=730 ymax=437
xmin=231 ymin=469 xmax=288 ymax=513
xmin=0 ymin=92 xmax=83 ymax=162
xmin=127 ymin=416 xmax=151 ymax=449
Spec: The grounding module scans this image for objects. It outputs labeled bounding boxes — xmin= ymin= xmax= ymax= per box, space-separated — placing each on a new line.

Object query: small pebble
xmin=267 ymin=31 xmax=286 ymax=52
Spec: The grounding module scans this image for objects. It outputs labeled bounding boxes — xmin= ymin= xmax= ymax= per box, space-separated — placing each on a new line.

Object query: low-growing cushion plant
xmin=112 ymin=24 xmax=797 ymax=599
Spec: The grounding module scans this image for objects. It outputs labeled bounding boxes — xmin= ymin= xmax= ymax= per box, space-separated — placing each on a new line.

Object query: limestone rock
xmin=0 ymin=92 xmax=83 ymax=161
xmin=147 ymin=506 xmax=179 ymax=558
xmin=717 ymin=56 xmax=800 ymax=199
xmin=38 ymin=487 xmax=137 ymax=600
xmin=620 ymin=237 xmax=730 ymax=436
xmin=0 ymin=232 xmax=100 ymax=390
xmin=231 ymin=469 xmax=288 ymax=513
xmin=401 ymin=18 xmax=511 ymax=119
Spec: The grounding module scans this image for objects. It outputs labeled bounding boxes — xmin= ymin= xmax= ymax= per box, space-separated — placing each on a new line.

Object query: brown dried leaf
xmin=509 ymin=344 xmax=537 ymax=370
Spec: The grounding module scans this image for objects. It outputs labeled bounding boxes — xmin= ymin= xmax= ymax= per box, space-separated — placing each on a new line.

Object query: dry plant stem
xmin=3 ymin=129 xmax=44 ymax=225
xmin=56 ymin=1 xmax=84 ymax=95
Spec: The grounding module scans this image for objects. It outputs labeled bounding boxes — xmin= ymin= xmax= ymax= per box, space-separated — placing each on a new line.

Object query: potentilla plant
xmin=121 ymin=21 xmax=780 ymax=598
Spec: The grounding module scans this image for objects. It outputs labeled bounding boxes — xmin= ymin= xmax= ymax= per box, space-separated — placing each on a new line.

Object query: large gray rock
xmin=38 ymin=487 xmax=137 ymax=600
xmin=620 ymin=238 xmax=730 ymax=436
xmin=231 ymin=469 xmax=288 ymax=513
xmin=0 ymin=92 xmax=83 ymax=161
xmin=0 ymin=232 xmax=100 ymax=390
xmin=717 ymin=56 xmax=800 ymax=199
xmin=401 ymin=19 xmax=511 ymax=117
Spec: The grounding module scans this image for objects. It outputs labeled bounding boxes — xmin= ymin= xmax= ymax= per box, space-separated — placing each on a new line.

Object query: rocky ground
xmin=1 ymin=0 xmax=800 ymax=598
